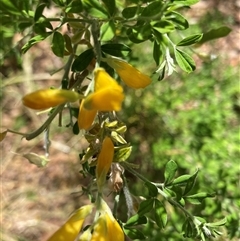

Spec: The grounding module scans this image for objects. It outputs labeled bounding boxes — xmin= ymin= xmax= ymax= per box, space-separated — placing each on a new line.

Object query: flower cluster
xmin=47 ymin=197 xmax=124 ymax=241
xmin=21 ymin=58 xmax=151 ymax=241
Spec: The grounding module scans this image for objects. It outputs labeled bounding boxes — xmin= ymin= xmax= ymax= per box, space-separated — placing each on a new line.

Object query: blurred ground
xmin=1 ymin=1 xmax=239 ymax=240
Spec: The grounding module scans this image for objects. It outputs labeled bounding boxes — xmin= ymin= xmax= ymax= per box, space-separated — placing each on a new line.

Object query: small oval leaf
xmin=23 ymin=153 xmax=49 ymax=167
xmin=177 ymin=34 xmax=203 ymax=46
xmin=175 ymin=49 xmax=196 ymax=73
xmin=51 ymin=31 xmax=65 ymax=57
xmin=71 ymin=48 xmax=95 ymax=72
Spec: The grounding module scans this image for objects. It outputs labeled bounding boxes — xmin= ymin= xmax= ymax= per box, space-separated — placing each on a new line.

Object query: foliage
xmin=1 ymin=0 xmax=237 ymax=240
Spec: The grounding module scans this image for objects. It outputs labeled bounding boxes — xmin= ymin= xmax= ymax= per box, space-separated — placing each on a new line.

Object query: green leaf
xmin=22 ymin=34 xmax=51 ymax=53
xmin=145 ymin=182 xmax=158 ymax=197
xmin=23 ymin=153 xmax=49 ymax=167
xmin=175 ymin=48 xmax=196 ymax=73
xmin=70 ymin=107 xmax=79 ymax=118
xmin=64 ymin=34 xmax=73 ymax=53
xmin=73 ymin=121 xmax=80 ymax=135
xmin=65 ymin=0 xmax=83 ymax=13
xmin=154 ymin=199 xmax=167 ymax=228
xmin=113 ymin=146 xmax=132 ymax=162
xmin=172 ymin=174 xmax=191 ymax=186
xmin=101 ymin=43 xmax=131 ymax=57
xmin=51 ymin=31 xmax=65 ymax=57
xmin=137 ymin=198 xmax=154 ymax=216
xmin=34 ymin=3 xmax=47 ymax=21
xmin=198 ymin=26 xmax=232 ymax=44
xmin=122 ymin=6 xmax=140 ymax=19
xmin=1 ymin=0 xmax=22 ymax=15
xmin=152 ymin=20 xmax=175 ymax=34
xmin=83 ymin=0 xmax=108 ymax=18
xmin=183 ymin=169 xmax=199 ymax=195
xmin=171 ymin=0 xmax=199 ymax=6
xmin=185 ymin=192 xmax=215 ymax=205
xmin=164 ymin=160 xmax=178 ymax=185
xmin=141 ymin=1 xmax=163 ymax=17
xmin=102 ymin=0 xmax=116 ymax=16
xmin=71 ymin=48 xmax=95 ymax=72
xmin=123 ymin=227 xmax=145 ymax=239
xmin=165 ymin=11 xmax=189 ymax=30
xmin=111 ymin=131 xmax=127 ymax=144
xmin=101 ymin=20 xmax=115 ymax=41
xmin=153 ymin=40 xmax=161 ymax=65
xmin=18 ymin=21 xmax=33 ymax=31
xmin=182 ymin=217 xmax=198 ymax=238
xmin=125 ymin=214 xmax=147 ymax=227
xmin=52 ymin=0 xmax=65 ymax=6
xmin=127 ymin=24 xmax=152 ymax=43
xmin=177 ymin=34 xmax=203 ymax=46
xmin=206 ymin=218 xmax=227 ymax=228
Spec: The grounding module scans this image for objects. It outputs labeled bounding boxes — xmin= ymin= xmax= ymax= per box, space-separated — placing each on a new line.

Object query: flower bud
xmin=106 ymin=57 xmax=151 ymax=89
xmin=96 ymin=137 xmax=114 ymax=192
xmin=78 ymin=99 xmax=97 ymax=130
xmin=22 ymin=89 xmax=80 ymax=110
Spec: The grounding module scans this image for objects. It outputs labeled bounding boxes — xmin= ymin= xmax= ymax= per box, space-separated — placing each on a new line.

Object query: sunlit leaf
xmin=177 ymin=34 xmax=203 ymax=46
xmin=164 ymin=160 xmax=178 ymax=185
xmin=125 ymin=214 xmax=147 ymax=227
xmin=22 ymin=33 xmax=51 ymax=53
xmin=23 ymin=152 xmax=49 ymax=167
xmin=175 ymin=48 xmax=196 ymax=73
xmin=183 ymin=169 xmax=199 ymax=195
xmin=152 ymin=20 xmax=175 ymax=34
xmin=165 ymin=11 xmax=189 ymax=30
xmin=101 ymin=20 xmax=115 ymax=41
xmin=185 ymin=192 xmax=215 ymax=205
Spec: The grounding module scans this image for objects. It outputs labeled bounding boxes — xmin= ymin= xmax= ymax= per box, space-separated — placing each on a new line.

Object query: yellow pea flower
xmin=84 ymin=88 xmax=123 ymax=111
xmin=96 ymin=137 xmax=114 ymax=192
xmin=83 ymin=68 xmax=124 ymax=111
xmin=106 ymin=57 xmax=151 ymax=89
xmin=78 ymin=99 xmax=97 ymax=130
xmin=47 ymin=204 xmax=93 ymax=241
xmin=90 ymin=198 xmax=124 ymax=241
xmin=22 ymin=89 xmax=81 ymax=110
xmin=78 ymin=68 xmax=124 ymax=130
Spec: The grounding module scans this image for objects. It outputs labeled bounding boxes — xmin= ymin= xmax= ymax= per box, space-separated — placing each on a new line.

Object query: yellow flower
xmin=47 ymin=204 xmax=93 ymax=241
xmin=78 ymin=68 xmax=124 ymax=130
xmin=78 ymin=99 xmax=97 ymax=130
xmin=91 ymin=198 xmax=124 ymax=241
xmin=22 ymin=89 xmax=81 ymax=110
xmin=78 ymin=198 xmax=125 ymax=241
xmin=106 ymin=57 xmax=151 ymax=89
xmin=96 ymin=137 xmax=114 ymax=192
xmin=84 ymin=68 xmax=124 ymax=111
